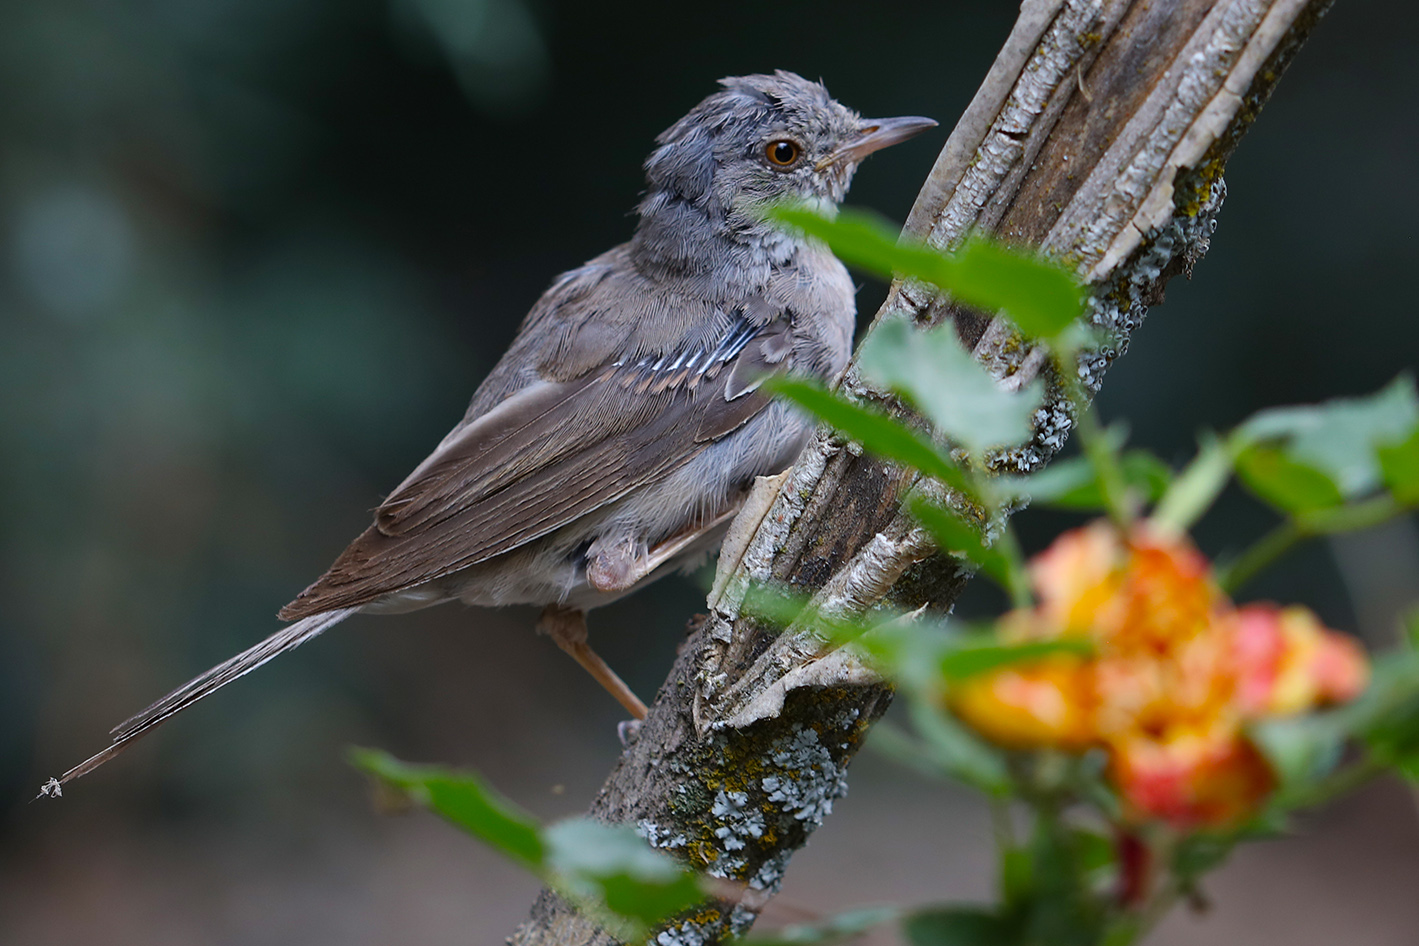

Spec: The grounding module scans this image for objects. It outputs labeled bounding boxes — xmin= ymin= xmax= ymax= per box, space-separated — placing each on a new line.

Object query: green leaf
xmin=1100 ymin=919 xmax=1143 ymax=946
xmin=861 ymin=319 xmax=1044 ymax=453
xmin=1006 ymin=450 xmax=1171 ymax=510
xmin=769 ymin=378 xmax=974 ymax=497
xmin=1238 ymin=374 xmax=1419 ymax=498
xmin=543 ymin=819 xmax=704 ymax=926
xmin=770 ymin=204 xmax=943 ymax=283
xmin=1018 ymin=819 xmax=1109 ymax=946
xmin=907 ymin=496 xmax=1021 ymax=597
xmin=1152 ymin=432 xmax=1232 ymax=534
xmin=1250 ymin=714 xmax=1347 ymax=791
xmin=904 ymin=907 xmax=1021 ymax=946
xmin=938 ymin=639 xmax=1092 ymax=681
xmin=1069 ymin=829 xmax=1114 ymax=875
xmin=1378 ymin=425 xmax=1419 ymax=504
xmin=769 ymin=206 xmax=1085 ymax=339
xmin=946 ymin=236 xmax=1087 ymax=340
xmin=349 ymin=748 xmax=546 ymax=869
xmin=745 ymin=906 xmax=899 ymax=945
xmin=1000 ymin=847 xmax=1032 ymax=905
xmin=1118 ymin=450 xmax=1174 ymax=504
xmin=847 ymin=618 xmax=959 ymax=688
xmin=1234 ymin=444 xmax=1346 ymax=513
xmin=1354 ymin=649 xmax=1419 ymax=779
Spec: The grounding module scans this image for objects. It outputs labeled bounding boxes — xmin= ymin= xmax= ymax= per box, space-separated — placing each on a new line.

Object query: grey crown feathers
xmin=46 ymin=71 xmax=935 ymax=795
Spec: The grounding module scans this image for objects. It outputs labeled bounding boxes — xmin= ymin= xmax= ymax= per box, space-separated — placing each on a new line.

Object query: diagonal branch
xmin=511 ymin=1 xmax=1335 ymax=942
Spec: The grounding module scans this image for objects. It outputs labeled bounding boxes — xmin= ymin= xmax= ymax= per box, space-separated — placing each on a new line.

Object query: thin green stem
xmin=1215 ymin=519 xmax=1303 ymax=595
xmin=1078 ymin=404 xmax=1137 ymax=528
xmin=994 ymin=523 xmax=1034 ymax=609
xmin=1054 ymin=347 xmax=1135 ymax=529
xmin=1276 ymin=755 xmax=1385 ymax=811
xmin=1151 ymin=433 xmax=1232 ymax=535
xmin=1297 ymin=494 xmax=1407 ymax=533
xmin=1218 ymin=495 xmax=1405 ymax=594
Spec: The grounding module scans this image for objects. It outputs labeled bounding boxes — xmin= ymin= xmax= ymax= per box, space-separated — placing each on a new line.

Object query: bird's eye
xmin=765 ymin=140 xmax=801 ymax=167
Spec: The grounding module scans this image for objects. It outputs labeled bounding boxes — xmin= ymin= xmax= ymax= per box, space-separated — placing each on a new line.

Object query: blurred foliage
xmin=353 ymin=748 xmax=706 ymax=939
xmin=759 ymin=211 xmax=1419 ymax=945
xmin=772 ymin=206 xmax=1084 ymax=340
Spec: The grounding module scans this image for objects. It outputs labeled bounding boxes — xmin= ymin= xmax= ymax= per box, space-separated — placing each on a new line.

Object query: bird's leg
xmin=536 ymin=605 xmax=648 ymax=720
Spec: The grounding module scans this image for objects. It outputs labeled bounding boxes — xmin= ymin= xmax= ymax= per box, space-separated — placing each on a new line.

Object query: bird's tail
xmin=39 ymin=607 xmax=358 ymax=797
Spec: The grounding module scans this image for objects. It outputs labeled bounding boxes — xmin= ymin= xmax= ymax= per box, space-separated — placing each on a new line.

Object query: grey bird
xmin=47 ymin=71 xmax=935 ymax=793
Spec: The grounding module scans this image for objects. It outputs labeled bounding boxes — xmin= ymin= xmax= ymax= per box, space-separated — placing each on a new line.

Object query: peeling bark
xmin=510 ymin=1 xmax=1334 ymax=942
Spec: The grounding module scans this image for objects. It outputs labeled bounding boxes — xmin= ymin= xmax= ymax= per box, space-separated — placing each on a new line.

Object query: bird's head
xmin=639 ymin=71 xmax=936 ymax=227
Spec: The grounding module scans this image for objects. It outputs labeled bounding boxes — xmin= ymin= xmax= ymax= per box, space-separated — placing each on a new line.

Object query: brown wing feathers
xmin=279 ymin=316 xmax=787 ymax=619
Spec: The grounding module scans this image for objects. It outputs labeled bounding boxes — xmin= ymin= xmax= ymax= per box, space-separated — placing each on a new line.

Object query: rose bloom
xmin=952 ymin=522 xmax=1368 ymax=829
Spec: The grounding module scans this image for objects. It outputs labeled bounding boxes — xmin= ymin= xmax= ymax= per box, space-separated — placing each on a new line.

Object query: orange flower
xmin=952 ymin=657 xmax=1095 ymax=750
xmin=1110 ymin=726 xmax=1274 ymax=829
xmin=1233 ymin=604 xmax=1369 ymax=716
xmin=1029 ymin=521 xmax=1221 ymax=653
xmin=950 ymin=522 xmax=1370 ymax=830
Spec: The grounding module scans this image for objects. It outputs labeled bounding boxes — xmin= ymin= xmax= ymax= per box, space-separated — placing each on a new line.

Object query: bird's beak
xmin=818 ymin=115 xmax=938 ymax=170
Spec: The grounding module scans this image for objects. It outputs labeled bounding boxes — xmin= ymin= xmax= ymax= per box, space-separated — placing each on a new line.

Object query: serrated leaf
xmin=769 ymin=206 xmax=1085 ymax=339
xmin=543 ymin=819 xmax=704 ymax=926
xmin=1234 ymin=444 xmax=1346 ymax=513
xmin=1238 ymin=374 xmax=1419 ymax=498
xmin=1378 ymin=425 xmax=1419 ymax=504
xmin=349 ymin=749 xmax=545 ymax=869
xmin=861 ymin=319 xmax=1044 ymax=453
xmin=769 ymin=378 xmax=973 ymax=497
xmin=904 ymin=907 xmax=1021 ymax=946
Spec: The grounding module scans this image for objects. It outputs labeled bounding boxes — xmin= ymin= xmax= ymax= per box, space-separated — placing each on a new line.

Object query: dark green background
xmin=2 ymin=1 xmax=1416 ymax=943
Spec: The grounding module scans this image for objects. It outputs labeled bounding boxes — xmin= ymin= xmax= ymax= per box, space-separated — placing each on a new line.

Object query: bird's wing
xmin=278 ymin=311 xmax=792 ymax=619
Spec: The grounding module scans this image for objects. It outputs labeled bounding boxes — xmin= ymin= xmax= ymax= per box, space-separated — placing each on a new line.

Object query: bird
xmin=44 ymin=71 xmax=935 ymax=795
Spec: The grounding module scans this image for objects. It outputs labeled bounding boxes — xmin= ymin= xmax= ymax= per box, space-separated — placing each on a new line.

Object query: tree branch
xmin=510 ymin=1 xmax=1334 ymax=942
